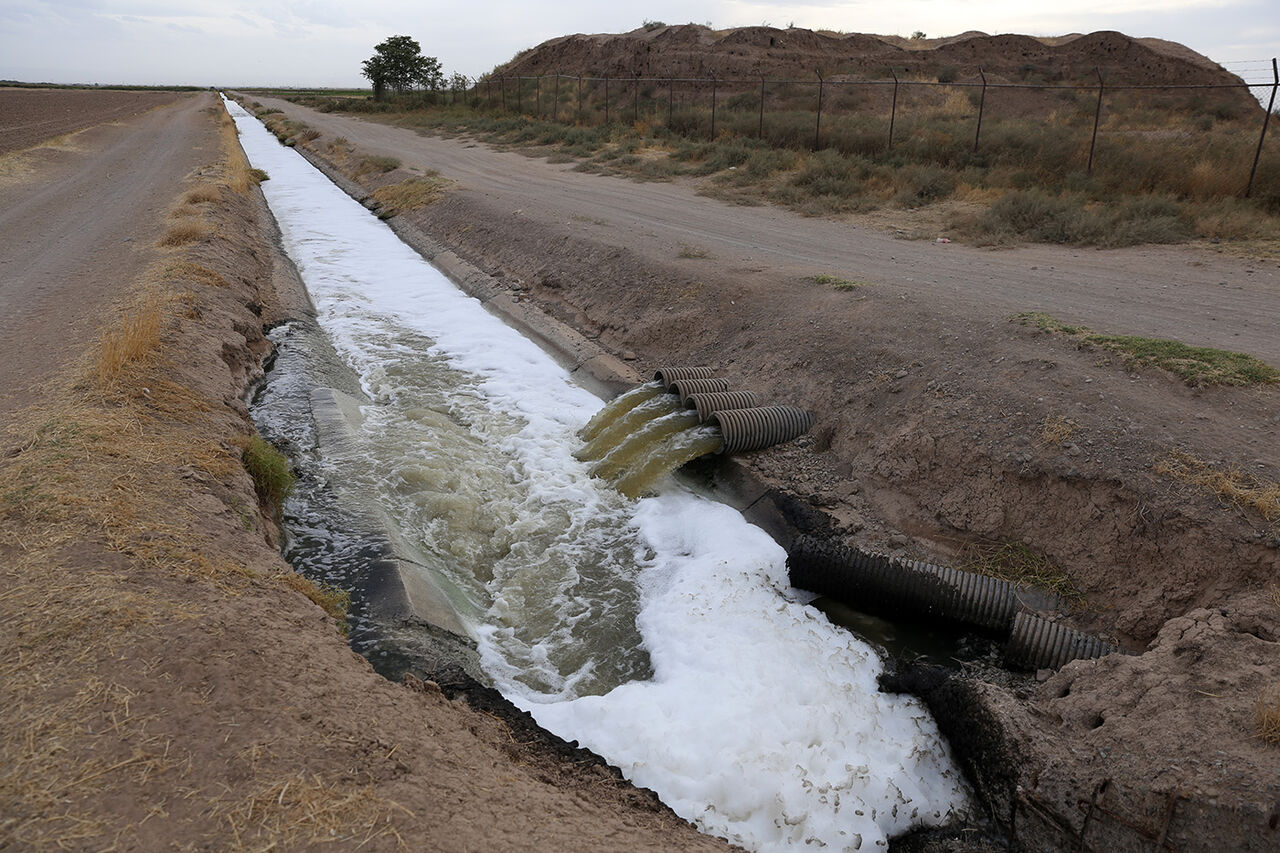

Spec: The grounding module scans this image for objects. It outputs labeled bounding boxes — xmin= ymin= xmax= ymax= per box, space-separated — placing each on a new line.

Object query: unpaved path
xmin=252 ymin=97 xmax=1280 ymax=364
xmin=0 ymin=92 xmax=204 ymax=414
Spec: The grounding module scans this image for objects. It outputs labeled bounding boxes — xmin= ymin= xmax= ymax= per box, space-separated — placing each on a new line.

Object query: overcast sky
xmin=1 ymin=0 xmax=1277 ymax=91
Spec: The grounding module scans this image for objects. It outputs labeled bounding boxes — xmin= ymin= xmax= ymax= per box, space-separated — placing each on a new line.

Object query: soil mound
xmin=493 ymin=24 xmax=1257 ymax=112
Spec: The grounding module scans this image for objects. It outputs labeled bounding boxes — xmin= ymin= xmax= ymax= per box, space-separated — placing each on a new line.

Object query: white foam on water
xmin=226 ymin=97 xmax=970 ymax=851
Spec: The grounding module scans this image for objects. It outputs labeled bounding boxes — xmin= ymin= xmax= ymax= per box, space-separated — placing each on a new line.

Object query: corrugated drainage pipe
xmin=1005 ymin=612 xmax=1119 ymax=671
xmin=671 ymin=377 xmax=730 ymax=400
xmin=685 ymin=390 xmax=759 ymax=422
xmin=709 ymin=405 xmax=815 ymax=454
xmin=787 ymin=535 xmax=1059 ymax=633
xmin=653 ymin=366 xmax=716 ymax=387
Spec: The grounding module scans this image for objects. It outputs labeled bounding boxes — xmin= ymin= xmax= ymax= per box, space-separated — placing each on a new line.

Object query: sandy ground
xmin=0 ymin=92 xmax=733 ymax=852
xmin=244 ymin=95 xmax=1280 ymax=851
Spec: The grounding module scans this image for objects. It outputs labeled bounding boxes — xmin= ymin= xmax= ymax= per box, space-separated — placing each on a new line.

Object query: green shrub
xmin=238 ymin=435 xmax=294 ymax=507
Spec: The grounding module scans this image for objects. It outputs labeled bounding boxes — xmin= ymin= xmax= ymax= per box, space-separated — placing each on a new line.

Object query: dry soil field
xmin=0 ymin=88 xmax=184 ymax=154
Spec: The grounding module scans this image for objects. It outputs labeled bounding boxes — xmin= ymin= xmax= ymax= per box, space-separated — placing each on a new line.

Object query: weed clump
xmin=95 ymin=292 xmax=166 ymax=386
xmin=370 ymin=173 xmax=450 ymax=215
xmin=158 ymin=221 xmax=211 ymax=247
xmin=358 ymin=155 xmax=401 ymax=175
xmin=813 ymin=273 xmax=862 ymax=291
xmin=237 ymin=435 xmax=294 ymax=508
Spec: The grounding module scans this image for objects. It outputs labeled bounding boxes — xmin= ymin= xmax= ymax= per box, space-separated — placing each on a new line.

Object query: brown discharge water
xmin=574 ymin=393 xmax=682 ymax=462
xmin=577 ymin=381 xmax=665 ymax=441
xmin=590 ymin=410 xmax=703 ymax=481
xmin=614 ymin=426 xmax=725 ymax=498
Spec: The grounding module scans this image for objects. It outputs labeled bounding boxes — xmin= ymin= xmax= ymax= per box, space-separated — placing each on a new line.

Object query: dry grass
xmin=158 ymin=220 xmax=212 ymax=247
xmin=1154 ymin=451 xmax=1280 ymax=524
xmin=161 ymin=258 xmax=229 ymax=288
xmin=369 ymin=173 xmax=451 ymax=216
xmin=219 ymin=108 xmax=255 ymax=193
xmin=93 ymin=289 xmax=168 ymax=386
xmin=1041 ymin=414 xmax=1077 ymax=445
xmin=1257 ymin=683 xmax=1280 ymax=747
xmin=959 ymin=541 xmax=1083 ymax=604
xmin=183 ymin=184 xmax=222 ymax=205
xmin=209 ymin=774 xmax=410 ymax=849
xmin=280 ymin=572 xmax=350 ymax=626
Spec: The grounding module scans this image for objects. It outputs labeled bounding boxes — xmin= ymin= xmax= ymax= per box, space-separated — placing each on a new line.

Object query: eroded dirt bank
xmin=241 ymin=94 xmax=1280 ymax=851
xmin=0 ymin=93 xmax=733 ymax=851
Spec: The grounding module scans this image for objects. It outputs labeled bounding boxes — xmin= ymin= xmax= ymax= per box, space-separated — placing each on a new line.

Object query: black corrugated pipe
xmin=788 ymin=535 xmax=1120 ymax=670
xmin=709 ymin=405 xmax=814 ymax=454
xmin=685 ymin=390 xmax=759 ymax=421
xmin=671 ymin=377 xmax=730 ymax=400
xmin=653 ymin=366 xmax=715 ymax=387
xmin=1005 ymin=612 xmax=1119 ymax=671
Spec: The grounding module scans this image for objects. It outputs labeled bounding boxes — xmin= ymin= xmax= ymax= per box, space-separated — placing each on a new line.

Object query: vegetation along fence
xmin=422 ymin=59 xmax=1278 ymax=201
xmin=294 ymin=58 xmax=1279 ymax=207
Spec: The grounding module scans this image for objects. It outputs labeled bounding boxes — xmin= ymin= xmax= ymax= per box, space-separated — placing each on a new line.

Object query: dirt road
xmin=0 ymin=92 xmax=204 ymax=414
xmin=253 ymin=96 xmax=1280 ymax=364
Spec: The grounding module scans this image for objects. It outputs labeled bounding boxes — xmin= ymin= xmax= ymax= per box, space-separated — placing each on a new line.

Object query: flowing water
xmin=227 ymin=96 xmax=970 ymax=851
xmin=578 ymin=380 xmax=666 ymax=440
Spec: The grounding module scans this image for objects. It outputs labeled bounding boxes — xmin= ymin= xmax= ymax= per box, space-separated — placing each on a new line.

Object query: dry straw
xmin=1155 ymin=451 xmax=1280 ymax=523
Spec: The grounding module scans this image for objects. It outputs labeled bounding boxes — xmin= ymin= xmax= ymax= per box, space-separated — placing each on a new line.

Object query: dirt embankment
xmin=246 ymin=96 xmax=1280 ymax=851
xmin=496 ymin=25 xmax=1257 ymax=112
xmin=0 ymin=93 xmax=733 ymax=851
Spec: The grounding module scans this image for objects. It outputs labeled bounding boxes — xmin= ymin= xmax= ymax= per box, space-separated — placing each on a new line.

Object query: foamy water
xmin=226 ymin=95 xmax=969 ymax=850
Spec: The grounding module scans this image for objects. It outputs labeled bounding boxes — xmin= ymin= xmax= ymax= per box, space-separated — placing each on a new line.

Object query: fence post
xmin=814 ymin=71 xmax=825 ymax=150
xmin=668 ymin=78 xmax=674 ymax=127
xmin=1087 ymin=68 xmax=1104 ymax=174
xmin=758 ymin=75 xmax=766 ymax=139
xmin=604 ymin=75 xmax=610 ymax=125
xmin=974 ymin=67 xmax=987 ymax=152
xmin=577 ymin=76 xmax=583 ymax=125
xmin=710 ymin=75 xmax=718 ymax=140
xmin=888 ymin=69 xmax=899 ymax=152
xmin=553 ymin=74 xmax=560 ymax=122
xmin=535 ymin=76 xmax=541 ymax=119
xmin=634 ymin=72 xmax=640 ymax=124
xmin=1246 ymin=57 xmax=1279 ymax=199
xmin=516 ymin=77 xmax=524 ymax=115
xmin=486 ymin=76 xmax=492 ymax=110
xmin=500 ymin=76 xmax=507 ymax=113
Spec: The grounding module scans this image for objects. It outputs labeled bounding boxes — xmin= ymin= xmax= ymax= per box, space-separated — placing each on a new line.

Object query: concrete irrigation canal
xmin=227 ymin=95 xmax=973 ymax=851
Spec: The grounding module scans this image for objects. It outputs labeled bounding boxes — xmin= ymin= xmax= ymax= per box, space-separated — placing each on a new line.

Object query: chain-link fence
xmin=448 ymin=59 xmax=1276 ymax=200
